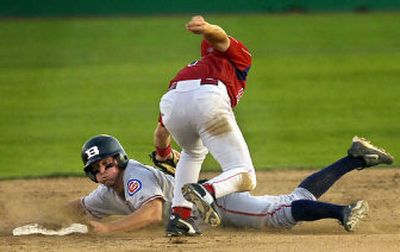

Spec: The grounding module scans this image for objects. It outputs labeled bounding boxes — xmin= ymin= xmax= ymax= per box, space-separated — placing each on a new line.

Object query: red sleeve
xmin=223 ymin=36 xmax=252 ymax=71
xmin=201 ymin=39 xmax=212 ymax=56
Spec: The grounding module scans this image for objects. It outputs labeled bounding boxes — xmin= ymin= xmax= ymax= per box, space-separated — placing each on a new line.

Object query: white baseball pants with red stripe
xmin=159 ymin=79 xmax=256 ymax=209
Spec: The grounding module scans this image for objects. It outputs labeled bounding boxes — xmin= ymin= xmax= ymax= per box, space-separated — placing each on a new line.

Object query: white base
xmin=12 ymin=223 xmax=88 ymax=236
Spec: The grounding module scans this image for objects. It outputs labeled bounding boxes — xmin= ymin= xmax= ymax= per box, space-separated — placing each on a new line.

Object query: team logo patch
xmin=127 ymin=179 xmax=142 ymax=196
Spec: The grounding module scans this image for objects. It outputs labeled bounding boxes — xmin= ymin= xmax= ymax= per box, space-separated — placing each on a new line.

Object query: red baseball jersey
xmin=170 ymin=36 xmax=252 ymax=107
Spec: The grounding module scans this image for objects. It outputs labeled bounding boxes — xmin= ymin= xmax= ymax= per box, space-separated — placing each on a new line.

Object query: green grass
xmin=0 ymin=13 xmax=399 ymax=178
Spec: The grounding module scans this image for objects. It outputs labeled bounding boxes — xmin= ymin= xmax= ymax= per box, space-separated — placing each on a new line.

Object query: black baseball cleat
xmin=182 ymin=183 xmax=221 ymax=227
xmin=340 ymin=200 xmax=369 ymax=232
xmin=165 ymin=213 xmax=202 ymax=237
xmin=347 ymin=136 xmax=394 ymax=169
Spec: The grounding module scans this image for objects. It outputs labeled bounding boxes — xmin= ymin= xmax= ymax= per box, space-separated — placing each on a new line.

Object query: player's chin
xmin=99 ymin=177 xmax=112 ymax=186
xmin=102 ymin=180 xmax=114 ymax=187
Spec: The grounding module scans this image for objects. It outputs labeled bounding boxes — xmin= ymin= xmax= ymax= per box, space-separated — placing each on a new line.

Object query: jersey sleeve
xmin=124 ymin=171 xmax=164 ymax=210
xmin=201 ymin=39 xmax=213 ymax=56
xmin=201 ymin=36 xmax=252 ymax=82
xmin=81 ymin=185 xmax=114 ymax=218
xmin=223 ymin=36 xmax=252 ymax=72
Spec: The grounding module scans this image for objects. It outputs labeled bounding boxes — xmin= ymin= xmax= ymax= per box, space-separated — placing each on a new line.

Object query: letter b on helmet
xmin=85 ymin=146 xmax=100 ymax=159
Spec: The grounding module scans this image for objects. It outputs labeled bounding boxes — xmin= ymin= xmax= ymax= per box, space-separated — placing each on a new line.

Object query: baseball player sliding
xmin=71 ymin=134 xmax=393 ymax=235
xmin=152 ymin=15 xmax=256 ymax=236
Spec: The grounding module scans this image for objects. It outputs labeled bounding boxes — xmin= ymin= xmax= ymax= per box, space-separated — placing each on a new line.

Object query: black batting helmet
xmin=81 ymin=134 xmax=129 ymax=182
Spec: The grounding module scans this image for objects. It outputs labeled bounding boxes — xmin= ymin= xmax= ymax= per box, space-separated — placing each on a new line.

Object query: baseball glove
xmin=149 ymin=150 xmax=179 ymax=176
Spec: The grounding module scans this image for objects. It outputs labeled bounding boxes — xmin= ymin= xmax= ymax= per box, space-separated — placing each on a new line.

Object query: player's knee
xmin=238 ymin=171 xmax=256 ymax=191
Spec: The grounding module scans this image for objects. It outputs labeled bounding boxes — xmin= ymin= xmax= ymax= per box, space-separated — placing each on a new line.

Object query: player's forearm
xmin=203 ymin=24 xmax=230 ymax=52
xmin=106 ymin=200 xmax=163 ymax=233
xmin=186 ymin=16 xmax=230 ymax=52
xmin=153 ymin=123 xmax=174 ymax=160
xmin=154 ymin=123 xmax=171 ymax=149
xmin=107 ymin=211 xmax=161 ymax=233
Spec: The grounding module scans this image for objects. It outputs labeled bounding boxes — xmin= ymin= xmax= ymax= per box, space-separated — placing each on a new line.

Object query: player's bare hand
xmin=186 ymin=16 xmax=210 ymax=34
xmin=89 ymin=220 xmax=110 ymax=234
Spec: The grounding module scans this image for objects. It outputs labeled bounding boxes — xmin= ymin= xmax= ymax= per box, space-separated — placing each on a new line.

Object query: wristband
xmin=156 ymin=145 xmax=172 ymax=158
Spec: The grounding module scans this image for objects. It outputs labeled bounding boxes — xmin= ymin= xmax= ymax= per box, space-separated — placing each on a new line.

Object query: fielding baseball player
xmin=152 ymin=15 xmax=256 ymax=236
xmin=72 ymin=134 xmax=393 ymax=235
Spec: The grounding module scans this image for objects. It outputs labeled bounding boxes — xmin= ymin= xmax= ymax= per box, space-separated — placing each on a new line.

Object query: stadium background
xmin=0 ymin=0 xmax=399 ymax=179
xmin=1 ymin=0 xmax=400 ymax=17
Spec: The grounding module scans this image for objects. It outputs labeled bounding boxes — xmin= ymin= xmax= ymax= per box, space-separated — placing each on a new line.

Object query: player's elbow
xmin=146 ymin=199 xmax=163 ymax=224
xmin=148 ymin=209 xmax=163 ymax=224
xmin=153 ymin=214 xmax=163 ymax=224
xmin=211 ymin=36 xmax=230 ymax=53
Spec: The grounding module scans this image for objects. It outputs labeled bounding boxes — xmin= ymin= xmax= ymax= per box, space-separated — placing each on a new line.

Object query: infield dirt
xmin=1 ymin=169 xmax=399 ymax=251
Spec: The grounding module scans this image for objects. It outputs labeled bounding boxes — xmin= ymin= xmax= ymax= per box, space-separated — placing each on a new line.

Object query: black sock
xmin=291 ymin=199 xmax=345 ymax=223
xmin=298 ymin=156 xmax=365 ymax=199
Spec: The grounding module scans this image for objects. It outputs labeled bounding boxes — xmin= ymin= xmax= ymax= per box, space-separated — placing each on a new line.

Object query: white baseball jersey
xmin=82 ymin=159 xmax=316 ymax=229
xmin=81 ymin=160 xmax=175 ymax=221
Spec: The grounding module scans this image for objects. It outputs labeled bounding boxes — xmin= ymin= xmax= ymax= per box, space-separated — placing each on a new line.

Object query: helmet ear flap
xmin=114 ymin=153 xmax=129 ymax=169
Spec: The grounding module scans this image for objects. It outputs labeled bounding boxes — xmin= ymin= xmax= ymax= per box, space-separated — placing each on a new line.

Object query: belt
xmin=168 ymin=78 xmax=220 ymax=91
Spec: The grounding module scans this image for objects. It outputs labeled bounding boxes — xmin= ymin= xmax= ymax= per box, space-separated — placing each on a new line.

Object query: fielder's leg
xmin=181 ymin=84 xmax=256 ymax=227
xmin=160 ymin=85 xmax=207 ymax=236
